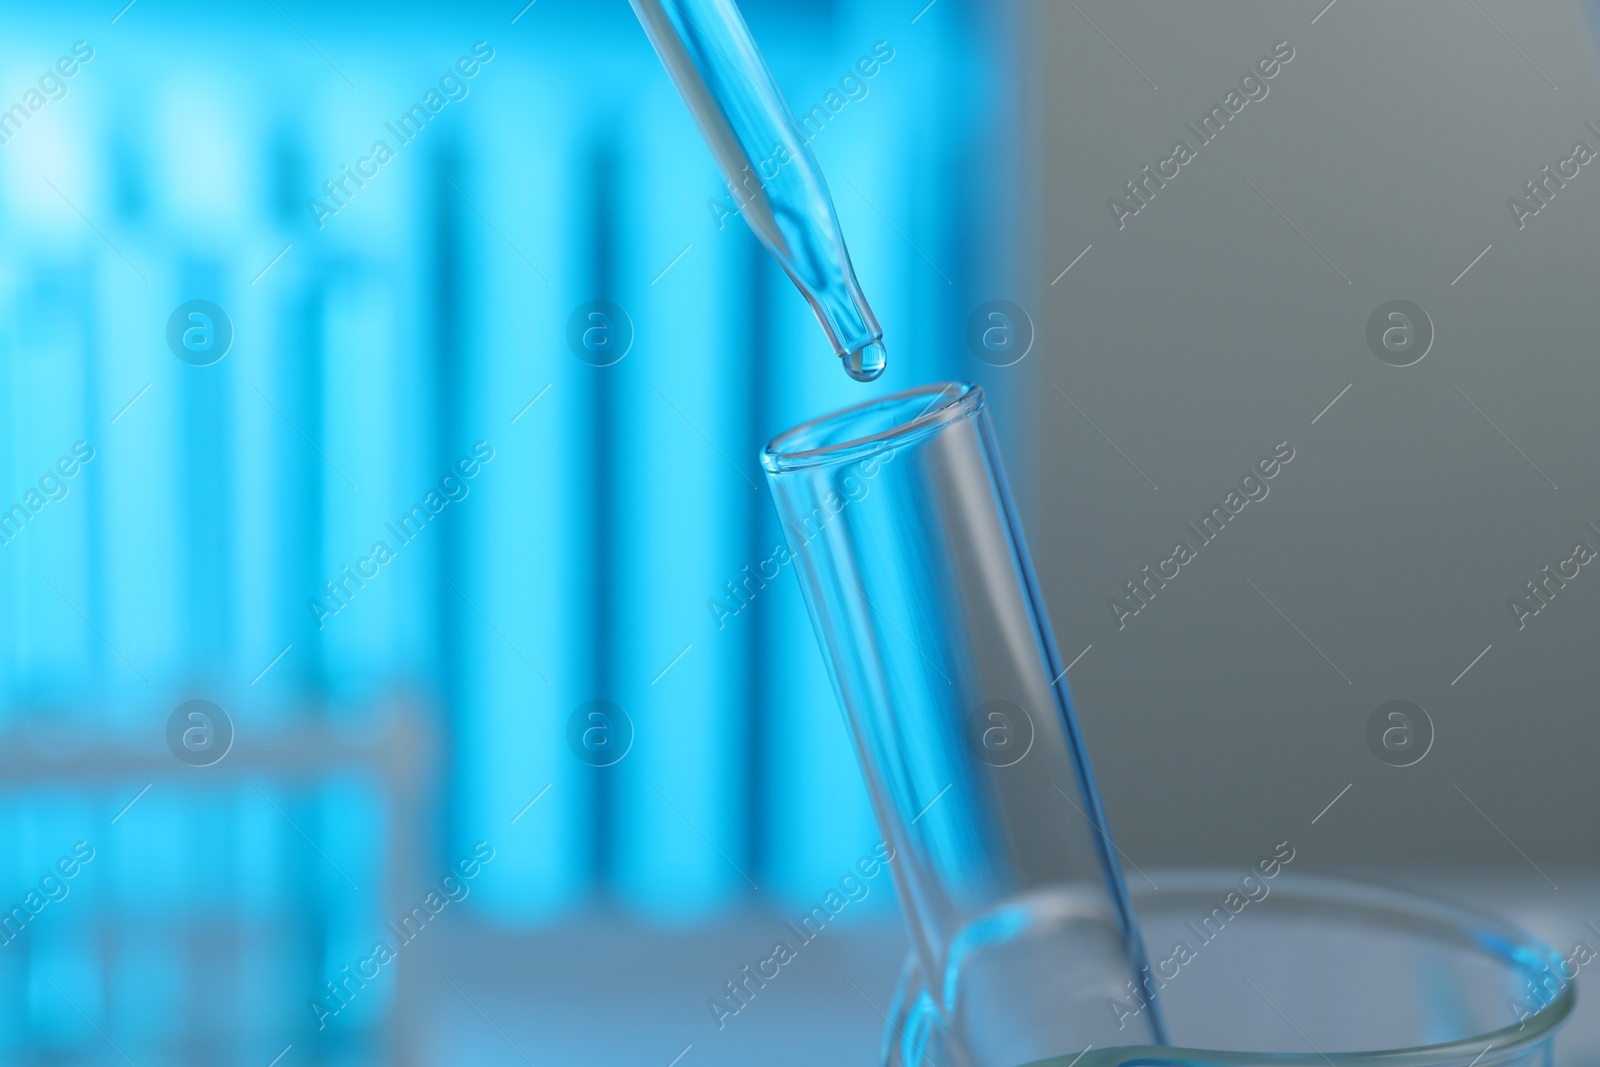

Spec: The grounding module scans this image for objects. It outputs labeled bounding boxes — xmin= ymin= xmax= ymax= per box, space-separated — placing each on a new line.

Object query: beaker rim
xmin=900 ymin=870 xmax=1576 ymax=1067
xmin=761 ymin=381 xmax=983 ymax=474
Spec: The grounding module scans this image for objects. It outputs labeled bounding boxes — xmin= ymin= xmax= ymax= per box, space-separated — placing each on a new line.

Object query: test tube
xmin=628 ymin=0 xmax=888 ymax=381
xmin=763 ymin=384 xmax=1167 ymax=1067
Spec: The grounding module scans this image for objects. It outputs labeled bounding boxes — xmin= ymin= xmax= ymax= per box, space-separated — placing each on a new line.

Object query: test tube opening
xmin=763 ymin=382 xmax=979 ymax=472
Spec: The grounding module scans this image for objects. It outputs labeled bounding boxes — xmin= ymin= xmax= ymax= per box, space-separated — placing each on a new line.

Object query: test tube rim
xmin=761 ymin=381 xmax=982 ymax=475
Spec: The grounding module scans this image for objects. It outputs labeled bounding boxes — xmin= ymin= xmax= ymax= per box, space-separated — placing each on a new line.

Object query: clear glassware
xmin=762 ymin=382 xmax=1168 ymax=1067
xmin=629 ymin=0 xmax=887 ymax=380
xmin=1004 ymin=871 xmax=1572 ymax=1067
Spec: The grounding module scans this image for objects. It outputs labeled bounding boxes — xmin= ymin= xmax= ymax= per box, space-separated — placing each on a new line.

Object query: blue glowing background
xmin=0 ymin=1 xmax=1025 ymax=1062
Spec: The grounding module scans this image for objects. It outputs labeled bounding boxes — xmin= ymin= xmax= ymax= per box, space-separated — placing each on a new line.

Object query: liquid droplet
xmin=843 ymin=341 xmax=887 ymax=382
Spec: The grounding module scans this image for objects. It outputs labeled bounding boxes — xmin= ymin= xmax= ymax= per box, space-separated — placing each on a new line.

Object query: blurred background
xmin=0 ymin=0 xmax=1594 ymax=1065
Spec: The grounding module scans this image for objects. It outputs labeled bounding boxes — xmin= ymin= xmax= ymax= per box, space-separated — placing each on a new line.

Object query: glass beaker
xmin=1006 ymin=871 xmax=1572 ymax=1067
xmin=762 ymin=383 xmax=1167 ymax=1067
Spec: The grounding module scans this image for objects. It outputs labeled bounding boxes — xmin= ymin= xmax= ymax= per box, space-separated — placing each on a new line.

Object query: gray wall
xmin=1026 ymin=0 xmax=1599 ymax=870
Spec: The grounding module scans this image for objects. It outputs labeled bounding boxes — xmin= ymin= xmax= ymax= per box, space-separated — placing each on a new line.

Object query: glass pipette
xmin=629 ymin=0 xmax=888 ymax=382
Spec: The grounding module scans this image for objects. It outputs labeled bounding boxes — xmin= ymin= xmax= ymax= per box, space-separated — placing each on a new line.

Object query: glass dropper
xmin=629 ymin=0 xmax=888 ymax=382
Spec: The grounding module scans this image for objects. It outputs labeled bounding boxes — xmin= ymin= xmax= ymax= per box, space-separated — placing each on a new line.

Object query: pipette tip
xmin=843 ymin=340 xmax=887 ymax=382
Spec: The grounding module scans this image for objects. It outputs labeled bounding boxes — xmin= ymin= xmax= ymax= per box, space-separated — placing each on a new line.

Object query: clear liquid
xmin=845 ymin=340 xmax=888 ymax=382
